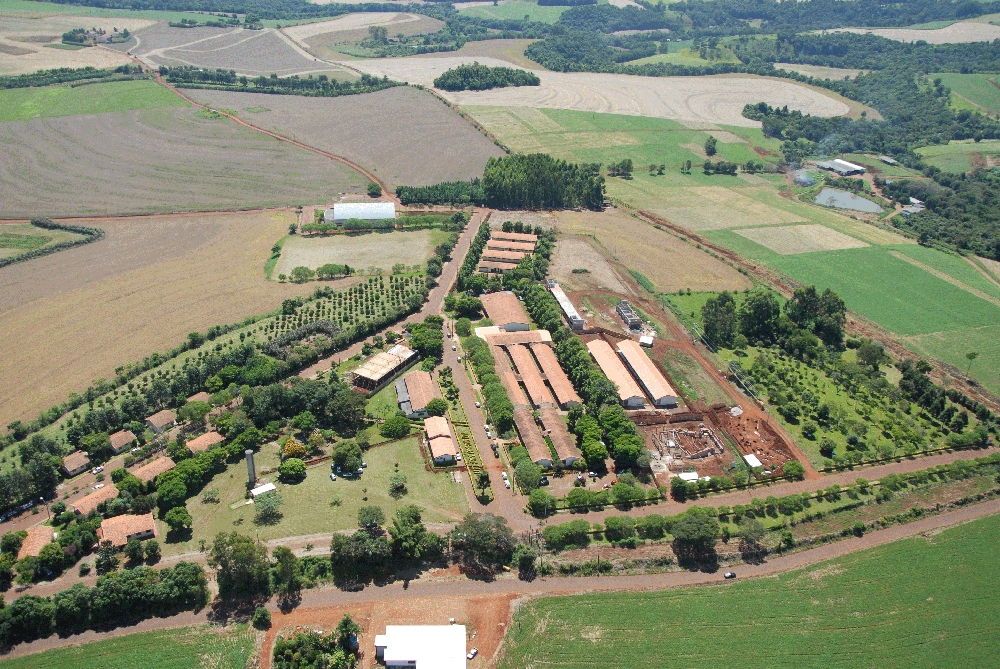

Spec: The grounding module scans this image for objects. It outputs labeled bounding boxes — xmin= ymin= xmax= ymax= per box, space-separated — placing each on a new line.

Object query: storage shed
xmin=817 ymin=159 xmax=865 ymax=176
xmin=330 ymin=202 xmax=395 ymax=221
xmin=586 ymin=339 xmax=645 ymax=408
xmin=617 ymin=339 xmax=678 ymax=408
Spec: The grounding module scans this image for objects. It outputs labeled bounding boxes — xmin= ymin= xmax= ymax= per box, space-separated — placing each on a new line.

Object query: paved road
xmin=7 ymin=496 xmax=999 ymax=663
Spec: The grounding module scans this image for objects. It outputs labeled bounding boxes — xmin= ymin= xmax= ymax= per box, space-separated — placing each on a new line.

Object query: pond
xmin=814 ymin=187 xmax=883 ymax=213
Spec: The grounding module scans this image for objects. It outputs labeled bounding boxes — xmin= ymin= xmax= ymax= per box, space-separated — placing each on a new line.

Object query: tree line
xmin=433 ymin=61 xmax=541 ymax=91
xmin=0 ymin=218 xmax=105 ymax=270
xmin=0 ymin=64 xmax=142 ymax=89
xmin=160 ymin=67 xmax=401 ymax=98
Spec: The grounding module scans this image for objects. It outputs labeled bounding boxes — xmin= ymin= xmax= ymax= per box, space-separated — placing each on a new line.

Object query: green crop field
xmin=167 ymin=435 xmax=468 ymax=555
xmin=459 ymin=0 xmax=570 ymax=24
xmin=500 ymin=512 xmax=1000 ymax=669
xmin=936 ymin=73 xmax=1000 ymax=114
xmin=0 ymin=80 xmax=186 ymax=123
xmin=916 ymin=138 xmax=1000 ymax=173
xmin=0 ymin=624 xmax=254 ymax=669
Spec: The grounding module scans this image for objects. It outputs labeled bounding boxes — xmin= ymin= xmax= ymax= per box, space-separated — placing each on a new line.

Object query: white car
xmin=452 ymin=345 xmax=457 ymax=351
xmin=475 ymin=401 xmax=481 ymax=408
xmin=330 ymin=473 xmax=337 ymax=481
xmin=504 ymin=480 xmax=511 ymax=489
xmin=501 ymin=472 xmax=508 ymax=480
xmin=93 ymin=483 xmax=105 ymax=490
xmin=91 ymin=466 xmax=104 ymax=475
xmin=467 ymin=648 xmax=479 ymax=660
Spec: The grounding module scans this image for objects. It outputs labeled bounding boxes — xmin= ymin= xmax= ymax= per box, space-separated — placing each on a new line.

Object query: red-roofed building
xmin=97 ymin=513 xmax=156 ymax=547
xmin=17 ymin=525 xmax=54 ymax=560
xmin=186 ymin=431 xmax=225 ymax=453
xmin=62 ymin=450 xmax=91 ymax=477
xmin=72 ymin=483 xmax=118 ymax=515
xmin=132 ymin=457 xmax=176 ymax=484
xmin=109 ymin=430 xmax=137 ymax=455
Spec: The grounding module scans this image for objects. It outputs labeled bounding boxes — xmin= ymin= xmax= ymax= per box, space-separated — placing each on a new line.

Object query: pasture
xmin=936 ymin=73 xmax=1000 ymax=114
xmin=499 ymin=512 xmax=1000 ymax=669
xmin=275 ymin=229 xmax=448 ymax=277
xmin=166 ymin=435 xmax=469 ymax=555
xmin=0 ymin=222 xmax=88 ymax=258
xmin=0 ymin=106 xmax=366 ymax=217
xmin=186 ymin=86 xmax=505 ymax=187
xmin=0 ymin=211 xmax=315 ymax=428
xmin=418 ymin=38 xmax=543 ymax=69
xmin=916 ymin=138 xmax=1000 ymax=173
xmin=0 ymin=624 xmax=256 ymax=669
xmin=459 ymin=1 xmax=572 ymax=24
xmin=0 ymin=79 xmax=184 ymax=122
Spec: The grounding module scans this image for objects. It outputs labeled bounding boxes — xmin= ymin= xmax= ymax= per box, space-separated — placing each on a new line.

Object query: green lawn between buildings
xmin=0 ymin=624 xmax=255 ymax=669
xmin=0 ymin=80 xmax=186 ymax=123
xmin=500 ymin=512 xmax=1000 ymax=669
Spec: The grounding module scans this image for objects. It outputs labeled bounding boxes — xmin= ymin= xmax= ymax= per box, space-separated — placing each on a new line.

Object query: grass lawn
xmin=0 ymin=80 xmax=186 ymax=123
xmin=459 ymin=0 xmax=570 ymax=24
xmin=935 ymin=72 xmax=1000 ymax=114
xmin=500 ymin=512 xmax=1000 ymax=669
xmin=0 ymin=624 xmax=255 ymax=669
xmin=632 ymin=46 xmax=739 ymax=67
xmin=163 ymin=436 xmax=468 ymax=555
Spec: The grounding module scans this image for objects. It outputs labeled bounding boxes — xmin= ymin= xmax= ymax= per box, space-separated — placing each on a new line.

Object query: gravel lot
xmin=350 ymin=56 xmax=852 ymax=126
xmin=0 ymin=106 xmax=366 ymax=217
xmin=185 ymin=85 xmax=505 ymax=187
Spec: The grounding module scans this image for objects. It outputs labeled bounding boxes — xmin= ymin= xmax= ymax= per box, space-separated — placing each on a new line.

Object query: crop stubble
xmin=833 ymin=21 xmax=1000 ymax=44
xmin=0 ymin=106 xmax=367 ymax=217
xmin=734 ymin=223 xmax=870 ymax=255
xmin=184 ymin=86 xmax=505 ymax=187
xmin=276 ymin=229 xmax=438 ymax=276
xmin=0 ymin=211 xmax=327 ymax=427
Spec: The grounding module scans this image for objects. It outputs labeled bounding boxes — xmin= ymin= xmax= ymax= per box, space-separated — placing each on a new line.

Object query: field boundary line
xmin=888 ymin=249 xmax=1000 ymax=308
xmin=0 ymin=207 xmax=292 ymax=224
xmin=966 ymin=255 xmax=1000 ymax=291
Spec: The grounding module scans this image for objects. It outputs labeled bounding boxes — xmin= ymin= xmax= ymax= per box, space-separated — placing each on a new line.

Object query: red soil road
xmin=6 ymin=496 xmax=1000 ymax=664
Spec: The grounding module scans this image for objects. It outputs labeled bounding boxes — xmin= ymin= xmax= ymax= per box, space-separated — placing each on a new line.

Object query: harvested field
xmin=288 ymin=12 xmax=442 ymax=51
xmin=549 ymin=236 xmax=632 ymax=295
xmin=639 ymin=186 xmax=807 ymax=231
xmin=774 ymin=63 xmax=863 ymax=80
xmin=554 ymin=209 xmax=751 ymax=293
xmin=112 ymin=24 xmax=322 ymax=77
xmin=416 ymin=38 xmax=541 ymax=69
xmin=833 ymin=21 xmax=1000 ymax=43
xmin=734 ymin=223 xmax=870 ymax=255
xmin=0 ymin=211 xmax=322 ymax=427
xmin=0 ymin=13 xmax=150 ymax=74
xmin=350 ymin=57 xmax=852 ymax=126
xmin=0 ymin=106 xmax=366 ymax=218
xmin=275 ymin=229 xmax=440 ymax=276
xmin=184 ymin=86 xmax=505 ymax=187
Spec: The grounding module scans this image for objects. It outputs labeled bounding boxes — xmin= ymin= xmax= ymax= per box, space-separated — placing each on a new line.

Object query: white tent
xmin=250 ymin=482 xmax=276 ymax=498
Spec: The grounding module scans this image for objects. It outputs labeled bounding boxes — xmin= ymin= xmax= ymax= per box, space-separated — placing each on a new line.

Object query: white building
xmin=547 ymin=280 xmax=585 ymax=330
xmin=374 ymin=625 xmax=467 ymax=669
xmin=327 ymin=201 xmax=396 ymax=222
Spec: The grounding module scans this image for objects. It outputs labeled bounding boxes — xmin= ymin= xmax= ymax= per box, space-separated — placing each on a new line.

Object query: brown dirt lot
xmin=553 ymin=208 xmax=752 ymax=293
xmin=0 ymin=106 xmax=367 ymax=218
xmin=549 ymin=235 xmax=633 ymax=295
xmin=0 ymin=210 xmax=332 ymax=427
xmin=183 ymin=86 xmax=506 ymax=188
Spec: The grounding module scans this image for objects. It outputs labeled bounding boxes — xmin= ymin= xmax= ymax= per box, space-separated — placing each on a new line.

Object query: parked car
xmin=330 ymin=473 xmax=337 ymax=481
xmin=724 ymin=572 xmax=737 ymax=579
xmin=20 ymin=501 xmax=33 ymax=510
xmin=602 ymin=483 xmax=612 ymax=490
xmin=492 ymin=449 xmax=500 ymax=459
xmin=361 ymin=462 xmax=368 ymax=468
xmin=91 ymin=466 xmax=104 ymax=475
xmin=452 ymin=345 xmax=457 ymax=351
xmin=588 ymin=471 xmax=598 ymax=478
xmin=93 ymin=484 xmax=105 ymax=491
xmin=539 ymin=476 xmax=550 ymax=486
xmin=130 ymin=447 xmax=141 ymax=454
xmin=356 ymin=468 xmax=364 ymax=475
xmin=467 ymin=648 xmax=478 ymax=660
xmin=504 ymin=480 xmax=511 ymax=489
xmin=475 ymin=401 xmax=481 ymax=408
xmin=501 ymin=472 xmax=508 ymax=480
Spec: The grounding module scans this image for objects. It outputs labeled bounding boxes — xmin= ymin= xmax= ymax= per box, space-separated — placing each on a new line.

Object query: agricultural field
xmin=0 ymin=211 xmax=315 ymax=428
xmin=0 ymin=105 xmax=366 ymax=217
xmin=166 ymin=435 xmax=469 ymax=555
xmin=185 ymin=86 xmax=505 ymax=187
xmin=0 ymin=624 xmax=256 ymax=669
xmin=275 ymin=228 xmax=449 ymax=277
xmin=935 ymin=72 xmax=1000 ymax=114
xmin=418 ymin=38 xmax=543 ymax=69
xmin=916 ymin=138 xmax=1000 ymax=173
xmin=351 ymin=58 xmax=853 ymax=126
xmin=108 ymin=24 xmax=321 ymax=77
xmin=458 ymin=0 xmax=571 ymax=24
xmin=833 ymin=21 xmax=1000 ymax=43
xmin=0 ymin=79 xmax=184 ymax=122
xmin=285 ymin=12 xmax=444 ymax=60
xmin=548 ymin=235 xmax=633 ymax=295
xmin=499 ymin=512 xmax=1000 ymax=669
xmin=553 ymin=208 xmax=752 ymax=294
xmin=0 ymin=221 xmax=88 ymax=259
xmin=773 ymin=62 xmax=864 ymax=80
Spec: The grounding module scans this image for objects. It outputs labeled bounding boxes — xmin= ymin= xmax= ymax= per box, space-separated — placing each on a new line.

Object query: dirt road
xmin=6 ymin=496 xmax=999 ymax=664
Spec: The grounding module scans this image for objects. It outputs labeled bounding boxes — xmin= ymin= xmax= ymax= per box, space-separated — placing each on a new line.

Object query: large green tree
xmin=738 ymin=289 xmax=782 ymax=345
xmin=701 ymin=291 xmax=738 ymax=349
xmin=208 ymin=532 xmax=271 ymax=600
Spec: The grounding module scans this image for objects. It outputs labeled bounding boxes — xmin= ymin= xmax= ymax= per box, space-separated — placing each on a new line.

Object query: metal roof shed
xmin=617 ymin=339 xmax=678 ymax=408
xmin=586 ymin=339 xmax=645 ymax=408
xmin=333 ymin=202 xmax=396 ymax=220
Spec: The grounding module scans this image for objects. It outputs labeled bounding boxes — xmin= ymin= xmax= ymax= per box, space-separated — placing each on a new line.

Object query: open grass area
xmin=499 ymin=512 xmax=1000 ymax=669
xmin=0 ymin=80 xmax=185 ymax=122
xmin=0 ymin=624 xmax=255 ymax=669
xmin=459 ymin=0 xmax=570 ymax=24
xmin=916 ymin=138 xmax=1000 ymax=173
xmin=164 ymin=435 xmax=468 ymax=555
xmin=0 ymin=222 xmax=89 ymax=259
xmin=936 ymin=72 xmax=1000 ymax=114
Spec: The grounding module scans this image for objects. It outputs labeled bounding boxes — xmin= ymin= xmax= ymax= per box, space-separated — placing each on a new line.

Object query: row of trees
xmin=433 ymin=62 xmax=540 ymax=91
xmin=463 ymin=337 xmax=515 ymax=435
xmin=0 ymin=217 xmax=105 ymax=270
xmin=160 ymin=67 xmax=402 ymax=98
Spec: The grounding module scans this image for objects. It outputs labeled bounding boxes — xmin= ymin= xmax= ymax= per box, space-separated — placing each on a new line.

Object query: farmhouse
xmin=424 ymin=416 xmax=457 ymax=466
xmin=616 ymin=300 xmax=642 ymax=330
xmin=529 ymin=342 xmax=581 ymax=409
xmin=97 ymin=513 xmax=156 ymax=547
xmin=548 ymin=280 xmax=585 ymax=330
xmin=330 ymin=202 xmax=396 ymax=221
xmin=187 ymin=431 xmax=225 ymax=453
xmin=109 ymin=429 xmax=137 ymax=455
xmin=586 ymin=339 xmax=645 ymax=408
xmin=487 ymin=239 xmax=536 ymax=253
xmin=396 ymin=370 xmax=438 ymax=419
xmin=17 ymin=525 xmax=54 ymax=560
xmin=133 ymin=456 xmax=176 ymax=484
xmin=350 ymin=344 xmax=417 ymax=392
xmin=492 ymin=230 xmax=538 ymax=243
xmin=72 ymin=483 xmax=119 ymax=515
xmin=817 ymin=158 xmax=865 ymax=176
xmin=481 ymin=248 xmax=529 ymax=263
xmin=61 ymin=450 xmax=91 ymax=477
xmin=480 ymin=291 xmax=530 ymax=331
xmin=374 ymin=625 xmax=467 ymax=669
xmin=186 ymin=391 xmax=212 ymax=404
xmin=477 ymin=259 xmax=519 ymax=274
xmin=145 ymin=410 xmax=176 ymax=434
xmin=616 ymin=339 xmax=678 ymax=408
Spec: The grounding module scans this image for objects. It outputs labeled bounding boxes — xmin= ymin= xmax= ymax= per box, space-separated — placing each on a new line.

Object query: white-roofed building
xmin=331 ymin=201 xmax=396 ymax=221
xmin=744 ymin=454 xmax=763 ymax=468
xmin=251 ymin=482 xmax=277 ymax=497
xmin=816 ymin=159 xmax=865 ymax=176
xmin=374 ymin=625 xmax=467 ymax=669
